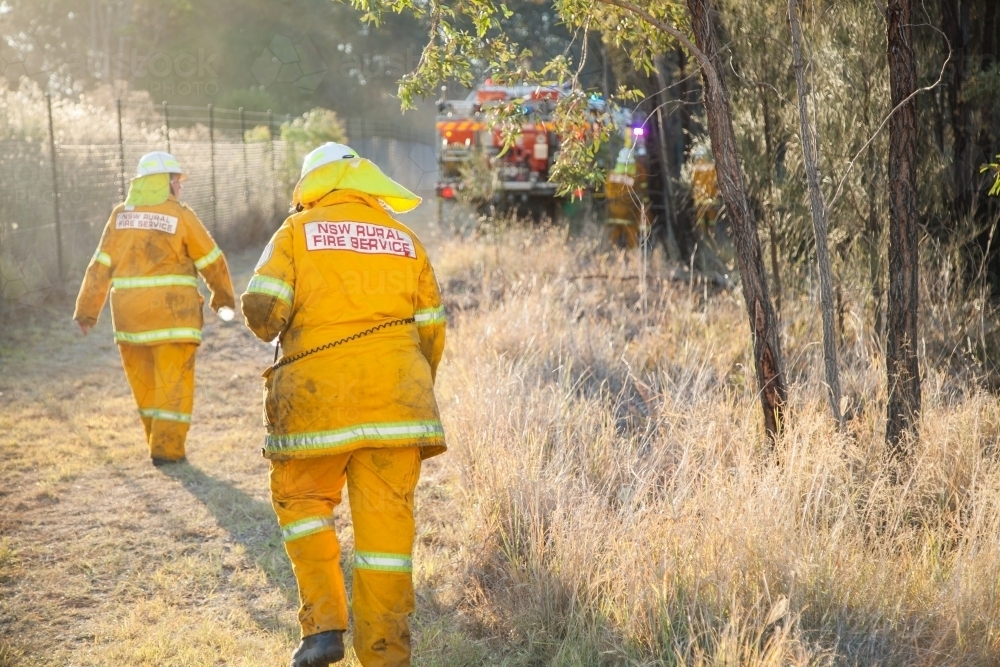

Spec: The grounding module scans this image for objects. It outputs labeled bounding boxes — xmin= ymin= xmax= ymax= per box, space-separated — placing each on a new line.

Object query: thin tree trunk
xmin=686 ymin=0 xmax=787 ymax=441
xmin=941 ymin=0 xmax=973 ymax=215
xmin=984 ymin=2 xmax=997 ymax=57
xmin=861 ymin=69 xmax=884 ymax=343
xmin=675 ymin=47 xmax=697 ymax=258
xmin=653 ymin=55 xmax=682 ymax=261
xmin=788 ymin=0 xmax=843 ymax=429
xmin=885 ymin=0 xmax=922 ymax=455
xmin=867 ymin=188 xmax=884 ymax=339
xmin=677 ymin=46 xmax=692 ymax=161
xmin=759 ymin=86 xmax=783 ymax=317
xmin=601 ymin=40 xmax=610 ymax=102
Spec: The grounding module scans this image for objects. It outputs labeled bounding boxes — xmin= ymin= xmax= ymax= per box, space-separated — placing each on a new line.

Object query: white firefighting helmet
xmin=300 ymin=142 xmax=359 ymax=179
xmin=134 ymin=151 xmax=185 ymax=180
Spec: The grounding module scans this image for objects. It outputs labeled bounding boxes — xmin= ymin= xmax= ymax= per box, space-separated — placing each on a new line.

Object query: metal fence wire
xmin=0 ymin=97 xmax=438 ymax=312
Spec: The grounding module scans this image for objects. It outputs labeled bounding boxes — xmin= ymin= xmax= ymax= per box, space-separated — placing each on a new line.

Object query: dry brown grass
xmin=2 ymin=226 xmax=1000 ymax=665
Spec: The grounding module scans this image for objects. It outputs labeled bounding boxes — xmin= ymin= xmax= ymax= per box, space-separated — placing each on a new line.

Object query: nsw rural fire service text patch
xmin=115 ymin=211 xmax=179 ymax=234
xmin=304 ymin=221 xmax=416 ymax=259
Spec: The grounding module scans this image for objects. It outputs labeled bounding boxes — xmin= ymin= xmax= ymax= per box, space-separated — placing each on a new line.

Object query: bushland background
xmin=4 ymin=1 xmax=1000 ymax=665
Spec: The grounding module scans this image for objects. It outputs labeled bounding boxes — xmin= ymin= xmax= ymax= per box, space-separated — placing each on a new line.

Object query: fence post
xmin=162 ymin=101 xmax=171 ymax=153
xmin=116 ymin=98 xmax=126 ymax=200
xmin=208 ymin=104 xmax=218 ymax=232
xmin=240 ymin=107 xmax=249 ymax=204
xmin=45 ymin=93 xmax=63 ymax=286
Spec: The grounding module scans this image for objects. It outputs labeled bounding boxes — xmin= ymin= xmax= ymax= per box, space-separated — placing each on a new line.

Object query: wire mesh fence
xmin=0 ymin=98 xmax=438 ymax=315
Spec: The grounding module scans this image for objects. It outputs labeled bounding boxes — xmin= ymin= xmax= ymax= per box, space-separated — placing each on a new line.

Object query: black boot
xmin=290 ymin=630 xmax=345 ymax=667
xmin=151 ymin=456 xmax=186 ymax=466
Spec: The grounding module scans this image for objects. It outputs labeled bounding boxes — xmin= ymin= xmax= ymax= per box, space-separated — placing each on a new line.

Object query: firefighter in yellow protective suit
xmin=241 ymin=143 xmax=446 ymax=667
xmin=605 ymin=127 xmax=649 ymax=248
xmin=691 ymin=145 xmax=720 ymax=227
xmin=74 ymin=151 xmax=235 ymax=464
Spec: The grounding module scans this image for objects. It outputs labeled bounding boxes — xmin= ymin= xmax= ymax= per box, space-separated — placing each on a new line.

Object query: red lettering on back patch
xmin=305 ymin=221 xmax=416 ymax=258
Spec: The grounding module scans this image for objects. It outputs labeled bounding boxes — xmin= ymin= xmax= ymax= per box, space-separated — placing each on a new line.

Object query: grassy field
xmin=3 ymin=224 xmax=1000 ymax=666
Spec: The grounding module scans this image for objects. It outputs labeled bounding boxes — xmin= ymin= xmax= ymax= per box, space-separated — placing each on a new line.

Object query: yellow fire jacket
xmin=605 ymin=152 xmax=650 ymax=228
xmin=74 ymin=196 xmax=235 ymax=344
xmin=242 ymin=189 xmax=446 ymax=461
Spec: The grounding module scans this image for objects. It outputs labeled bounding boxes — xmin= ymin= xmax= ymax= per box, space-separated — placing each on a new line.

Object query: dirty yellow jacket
xmin=242 ymin=189 xmax=446 ymax=461
xmin=74 ymin=196 xmax=235 ymax=344
xmin=605 ymin=156 xmax=650 ymax=227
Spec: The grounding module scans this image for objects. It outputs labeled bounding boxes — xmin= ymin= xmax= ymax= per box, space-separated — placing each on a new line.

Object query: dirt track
xmin=0 ymin=247 xmax=457 ymax=666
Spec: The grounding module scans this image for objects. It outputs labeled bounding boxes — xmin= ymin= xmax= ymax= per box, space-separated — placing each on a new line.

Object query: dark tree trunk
xmin=652 ymin=57 xmax=691 ymax=260
xmin=941 ymin=0 xmax=973 ymax=216
xmin=686 ymin=0 xmax=787 ymax=441
xmin=677 ymin=46 xmax=692 ymax=162
xmin=983 ymin=2 xmax=997 ymax=58
xmin=673 ymin=46 xmax=697 ymax=260
xmin=885 ymin=0 xmax=922 ymax=455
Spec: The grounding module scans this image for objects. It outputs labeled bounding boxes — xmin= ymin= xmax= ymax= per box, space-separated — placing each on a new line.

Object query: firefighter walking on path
xmin=241 ymin=143 xmax=446 ymax=667
xmin=73 ymin=151 xmax=235 ymax=464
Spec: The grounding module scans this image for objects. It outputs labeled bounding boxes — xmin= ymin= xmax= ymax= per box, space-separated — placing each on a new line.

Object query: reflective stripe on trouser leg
xmin=354 ymin=551 xmax=412 ymax=573
xmin=146 ymin=343 xmax=196 ymax=460
xmin=348 ymin=447 xmax=422 ymax=667
xmin=119 ymin=344 xmax=193 ymax=455
xmin=269 ymin=456 xmax=351 ymax=637
xmin=282 ymin=515 xmax=335 ymax=542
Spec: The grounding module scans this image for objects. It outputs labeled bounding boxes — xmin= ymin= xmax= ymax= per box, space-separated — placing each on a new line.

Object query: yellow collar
xmin=305 ymin=189 xmax=384 ymax=211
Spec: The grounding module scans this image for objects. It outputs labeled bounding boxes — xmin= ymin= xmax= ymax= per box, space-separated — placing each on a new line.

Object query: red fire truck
xmin=435 ymin=82 xmax=576 ymax=219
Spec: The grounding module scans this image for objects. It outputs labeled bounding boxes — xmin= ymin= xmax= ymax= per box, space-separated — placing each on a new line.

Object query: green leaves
xmin=981 ymin=156 xmax=1000 ymax=197
xmin=339 ymin=0 xmax=689 ymax=192
xmin=279 ymin=108 xmax=347 ymax=147
xmin=279 ymin=108 xmax=348 ymax=183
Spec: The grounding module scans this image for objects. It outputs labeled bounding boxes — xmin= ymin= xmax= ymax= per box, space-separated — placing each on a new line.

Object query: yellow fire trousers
xmin=118 ymin=342 xmax=197 ymax=461
xmin=607 ymin=222 xmax=640 ymax=248
xmin=270 ymin=447 xmax=421 ymax=667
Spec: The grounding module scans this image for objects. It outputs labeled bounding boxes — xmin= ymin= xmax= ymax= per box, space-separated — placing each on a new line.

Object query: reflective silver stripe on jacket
xmin=114 ymin=328 xmax=203 ymax=344
xmin=264 ymin=420 xmax=444 ymax=454
xmin=112 ymin=275 xmax=198 ymax=289
xmin=414 ymin=306 xmax=446 ymax=326
xmin=246 ymin=275 xmax=294 ymax=305
xmin=194 ymin=246 xmax=223 ymax=270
